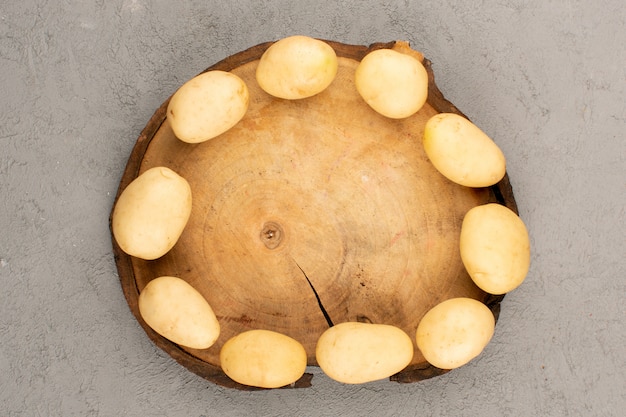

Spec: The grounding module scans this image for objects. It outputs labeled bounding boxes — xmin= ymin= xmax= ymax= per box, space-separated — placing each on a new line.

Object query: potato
xmin=354 ymin=48 xmax=428 ymax=119
xmin=256 ymin=35 xmax=338 ymax=99
xmin=138 ymin=276 xmax=220 ymax=349
xmin=220 ymin=330 xmax=307 ymax=388
xmin=315 ymin=322 xmax=414 ymax=384
xmin=112 ymin=166 xmax=192 ymax=260
xmin=167 ymin=70 xmax=249 ymax=143
xmin=416 ymin=297 xmax=495 ymax=370
xmin=423 ymin=113 xmax=506 ymax=187
xmin=460 ymin=203 xmax=531 ymax=294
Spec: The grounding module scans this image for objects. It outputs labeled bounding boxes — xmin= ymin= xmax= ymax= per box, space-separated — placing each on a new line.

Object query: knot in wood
xmin=260 ymin=221 xmax=284 ymax=249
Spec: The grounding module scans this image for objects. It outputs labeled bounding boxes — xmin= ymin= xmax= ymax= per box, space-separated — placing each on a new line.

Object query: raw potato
xmin=220 ymin=330 xmax=307 ymax=388
xmin=256 ymin=35 xmax=338 ymax=99
xmin=167 ymin=70 xmax=249 ymax=143
xmin=315 ymin=322 xmax=414 ymax=384
xmin=416 ymin=297 xmax=495 ymax=370
xmin=112 ymin=166 xmax=192 ymax=260
xmin=460 ymin=203 xmax=531 ymax=295
xmin=423 ymin=113 xmax=506 ymax=187
xmin=355 ymin=48 xmax=428 ymax=119
xmin=138 ymin=276 xmax=220 ymax=349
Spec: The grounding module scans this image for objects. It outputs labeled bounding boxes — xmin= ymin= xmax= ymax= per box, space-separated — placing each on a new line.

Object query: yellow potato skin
xmin=416 ymin=298 xmax=495 ymax=370
xmin=256 ymin=35 xmax=338 ymax=99
xmin=423 ymin=113 xmax=506 ymax=187
xmin=460 ymin=203 xmax=531 ymax=295
xmin=138 ymin=276 xmax=220 ymax=349
xmin=112 ymin=166 xmax=192 ymax=260
xmin=167 ymin=70 xmax=249 ymax=143
xmin=355 ymin=48 xmax=428 ymax=119
xmin=220 ymin=330 xmax=307 ymax=388
xmin=315 ymin=322 xmax=414 ymax=384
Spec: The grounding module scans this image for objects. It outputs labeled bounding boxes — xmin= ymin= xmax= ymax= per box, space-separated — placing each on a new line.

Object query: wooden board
xmin=110 ymin=40 xmax=517 ymax=389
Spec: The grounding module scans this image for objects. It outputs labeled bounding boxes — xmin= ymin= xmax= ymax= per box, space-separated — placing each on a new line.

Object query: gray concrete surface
xmin=1 ymin=1 xmax=624 ymax=416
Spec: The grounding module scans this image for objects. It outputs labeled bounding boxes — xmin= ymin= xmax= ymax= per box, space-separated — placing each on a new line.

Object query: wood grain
xmin=110 ymin=40 xmax=514 ymax=389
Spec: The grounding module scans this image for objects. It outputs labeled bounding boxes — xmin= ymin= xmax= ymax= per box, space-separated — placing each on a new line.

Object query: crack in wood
xmin=292 ymin=259 xmax=334 ymax=328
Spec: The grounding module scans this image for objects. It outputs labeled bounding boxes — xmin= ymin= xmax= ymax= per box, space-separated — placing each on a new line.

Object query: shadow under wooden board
xmin=110 ymin=40 xmax=517 ymax=390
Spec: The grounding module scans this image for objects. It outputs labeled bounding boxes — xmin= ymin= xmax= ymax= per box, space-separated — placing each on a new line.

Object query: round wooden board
xmin=111 ymin=40 xmax=517 ymax=389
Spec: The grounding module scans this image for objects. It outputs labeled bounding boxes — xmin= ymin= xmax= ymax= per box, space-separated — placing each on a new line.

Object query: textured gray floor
xmin=1 ymin=1 xmax=624 ymax=416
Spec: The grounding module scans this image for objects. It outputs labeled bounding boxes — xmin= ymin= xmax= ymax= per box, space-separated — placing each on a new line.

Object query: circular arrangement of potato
xmin=111 ymin=166 xmax=192 ymax=260
xmin=114 ymin=38 xmax=530 ymax=387
xmin=460 ymin=203 xmax=531 ymax=295
xmin=220 ymin=330 xmax=307 ymax=389
xmin=355 ymin=48 xmax=428 ymax=119
xmin=256 ymin=35 xmax=338 ymax=99
xmin=315 ymin=322 xmax=414 ymax=384
xmin=423 ymin=113 xmax=506 ymax=187
xmin=167 ymin=70 xmax=249 ymax=143
xmin=416 ymin=298 xmax=495 ymax=370
xmin=138 ymin=276 xmax=220 ymax=350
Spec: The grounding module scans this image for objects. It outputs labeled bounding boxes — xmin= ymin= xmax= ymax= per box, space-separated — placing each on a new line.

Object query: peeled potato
xmin=256 ymin=35 xmax=338 ymax=99
xmin=315 ymin=322 xmax=414 ymax=384
xmin=219 ymin=330 xmax=307 ymax=388
xmin=112 ymin=166 xmax=192 ymax=260
xmin=355 ymin=48 xmax=428 ymax=119
xmin=416 ymin=298 xmax=495 ymax=370
xmin=460 ymin=203 xmax=531 ymax=295
xmin=138 ymin=276 xmax=220 ymax=349
xmin=423 ymin=113 xmax=506 ymax=187
xmin=167 ymin=70 xmax=249 ymax=143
